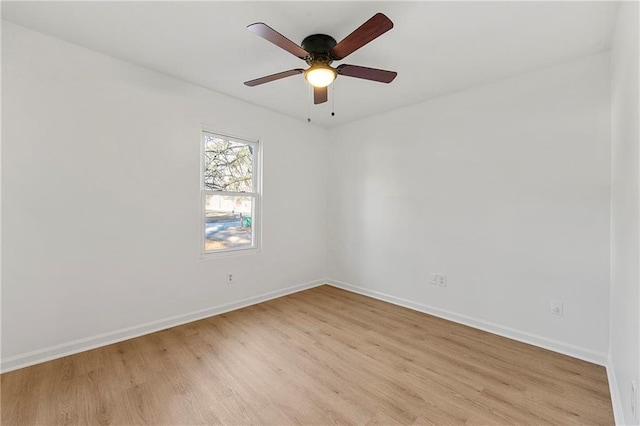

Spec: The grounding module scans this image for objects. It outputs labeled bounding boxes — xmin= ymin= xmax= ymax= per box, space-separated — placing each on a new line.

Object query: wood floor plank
xmin=1 ymin=285 xmax=614 ymax=425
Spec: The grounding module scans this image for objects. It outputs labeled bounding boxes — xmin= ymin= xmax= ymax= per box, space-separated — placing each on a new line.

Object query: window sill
xmin=199 ymin=247 xmax=261 ymax=260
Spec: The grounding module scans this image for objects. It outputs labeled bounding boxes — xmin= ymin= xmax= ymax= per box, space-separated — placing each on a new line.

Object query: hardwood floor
xmin=1 ymin=285 xmax=613 ymax=425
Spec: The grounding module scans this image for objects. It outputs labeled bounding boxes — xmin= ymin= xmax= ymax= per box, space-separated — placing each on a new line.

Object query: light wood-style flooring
xmin=1 ymin=285 xmax=614 ymax=425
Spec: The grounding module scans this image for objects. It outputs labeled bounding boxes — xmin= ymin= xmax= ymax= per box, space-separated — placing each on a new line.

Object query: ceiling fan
xmin=244 ymin=13 xmax=397 ymax=105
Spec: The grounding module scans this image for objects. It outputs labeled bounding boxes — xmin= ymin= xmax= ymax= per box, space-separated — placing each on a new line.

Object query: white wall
xmin=1 ymin=22 xmax=328 ymax=370
xmin=1 ymin=14 xmax=625 ymax=391
xmin=327 ymin=52 xmax=612 ymax=363
xmin=610 ymin=2 xmax=640 ymax=424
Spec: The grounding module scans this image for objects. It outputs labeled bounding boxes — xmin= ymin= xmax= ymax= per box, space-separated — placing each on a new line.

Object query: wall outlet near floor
xmin=632 ymin=381 xmax=638 ymax=420
xmin=227 ymin=272 xmax=234 ymax=284
xmin=550 ymin=299 xmax=563 ymax=316
xmin=437 ymin=274 xmax=447 ymax=287
xmin=429 ymin=273 xmax=447 ymax=287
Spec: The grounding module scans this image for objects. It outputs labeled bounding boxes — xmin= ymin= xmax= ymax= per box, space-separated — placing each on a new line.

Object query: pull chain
xmin=331 ymin=83 xmax=335 ymax=117
xmin=307 ymin=84 xmax=312 ymax=123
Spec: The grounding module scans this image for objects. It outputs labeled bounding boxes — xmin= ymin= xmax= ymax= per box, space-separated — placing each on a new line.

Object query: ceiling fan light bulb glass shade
xmin=305 ymin=66 xmax=336 ymax=87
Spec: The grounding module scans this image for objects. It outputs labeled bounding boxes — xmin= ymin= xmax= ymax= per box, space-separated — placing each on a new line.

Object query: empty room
xmin=1 ymin=1 xmax=639 ymax=425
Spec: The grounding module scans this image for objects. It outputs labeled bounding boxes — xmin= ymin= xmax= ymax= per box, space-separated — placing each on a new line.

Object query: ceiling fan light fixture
xmin=305 ymin=65 xmax=336 ymax=88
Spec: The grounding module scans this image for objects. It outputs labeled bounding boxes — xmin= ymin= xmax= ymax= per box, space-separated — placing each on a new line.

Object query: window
xmin=201 ymin=130 xmax=260 ymax=256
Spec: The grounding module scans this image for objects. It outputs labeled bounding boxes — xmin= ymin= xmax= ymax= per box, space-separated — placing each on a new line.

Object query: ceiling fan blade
xmin=247 ymin=23 xmax=309 ymax=59
xmin=244 ymin=69 xmax=304 ymax=87
xmin=330 ymin=13 xmax=393 ymax=60
xmin=336 ymin=64 xmax=397 ymax=83
xmin=314 ymin=86 xmax=328 ymax=104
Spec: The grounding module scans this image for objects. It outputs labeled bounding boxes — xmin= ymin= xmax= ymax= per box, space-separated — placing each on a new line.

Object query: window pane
xmin=203 ymin=135 xmax=253 ymax=192
xmin=205 ymin=194 xmax=253 ymax=252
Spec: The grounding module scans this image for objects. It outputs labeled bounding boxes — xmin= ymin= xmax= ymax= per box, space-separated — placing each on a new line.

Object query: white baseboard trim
xmin=1 ymin=279 xmax=326 ymax=373
xmin=3 ymin=279 xmax=610 ymax=374
xmin=328 ymin=279 xmax=608 ymax=366
xmin=606 ymin=359 xmax=625 ymax=425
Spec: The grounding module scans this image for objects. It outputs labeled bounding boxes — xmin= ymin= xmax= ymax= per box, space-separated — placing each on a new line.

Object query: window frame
xmin=199 ymin=126 xmax=261 ymax=259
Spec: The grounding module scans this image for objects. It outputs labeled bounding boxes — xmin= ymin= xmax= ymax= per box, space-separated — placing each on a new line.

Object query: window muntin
xmin=202 ymin=131 xmax=259 ymax=255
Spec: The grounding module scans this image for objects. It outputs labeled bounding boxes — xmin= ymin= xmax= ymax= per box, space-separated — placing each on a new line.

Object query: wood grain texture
xmin=1 ymin=285 xmax=614 ymax=425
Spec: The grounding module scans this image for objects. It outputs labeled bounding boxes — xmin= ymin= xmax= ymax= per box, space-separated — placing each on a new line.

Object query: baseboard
xmin=1 ymin=279 xmax=326 ymax=373
xmin=606 ymin=359 xmax=626 ymax=425
xmin=2 ymin=278 xmax=610 ymax=374
xmin=327 ymin=279 xmax=608 ymax=366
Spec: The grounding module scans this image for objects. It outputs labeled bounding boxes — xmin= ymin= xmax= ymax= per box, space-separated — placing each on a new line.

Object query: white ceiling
xmin=2 ymin=1 xmax=619 ymax=128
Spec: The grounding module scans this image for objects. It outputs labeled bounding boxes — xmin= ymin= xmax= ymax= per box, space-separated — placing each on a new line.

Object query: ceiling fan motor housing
xmin=301 ymin=34 xmax=337 ymax=65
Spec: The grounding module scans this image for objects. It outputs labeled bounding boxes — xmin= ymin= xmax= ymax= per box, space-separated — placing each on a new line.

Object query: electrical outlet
xmin=429 ymin=273 xmax=438 ymax=285
xmin=429 ymin=274 xmax=447 ymax=287
xmin=632 ymin=381 xmax=638 ymax=420
xmin=437 ymin=274 xmax=447 ymax=287
xmin=550 ymin=300 xmax=563 ymax=316
xmin=227 ymin=272 xmax=234 ymax=284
